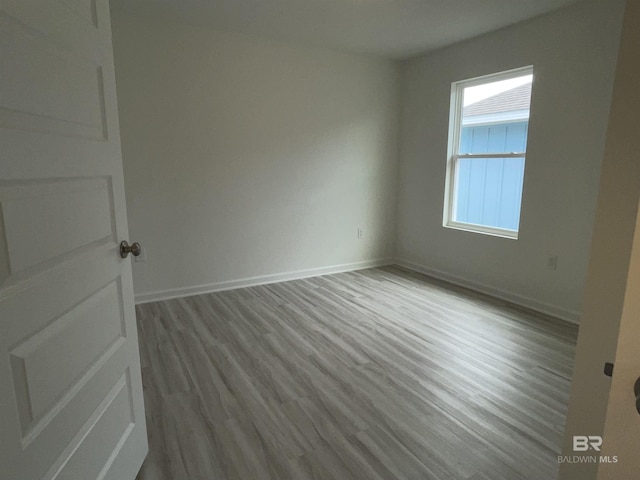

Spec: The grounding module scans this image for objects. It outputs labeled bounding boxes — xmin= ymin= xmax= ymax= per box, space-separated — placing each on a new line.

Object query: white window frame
xmin=443 ymin=66 xmax=533 ymax=240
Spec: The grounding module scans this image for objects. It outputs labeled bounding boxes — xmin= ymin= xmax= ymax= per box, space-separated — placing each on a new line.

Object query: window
xmin=443 ymin=67 xmax=533 ymax=239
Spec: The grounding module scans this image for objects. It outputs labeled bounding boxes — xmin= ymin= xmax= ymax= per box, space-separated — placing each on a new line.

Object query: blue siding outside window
xmin=455 ymin=121 xmax=527 ymax=231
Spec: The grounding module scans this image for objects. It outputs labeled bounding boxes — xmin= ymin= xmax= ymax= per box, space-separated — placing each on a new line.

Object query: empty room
xmin=2 ymin=0 xmax=640 ymax=479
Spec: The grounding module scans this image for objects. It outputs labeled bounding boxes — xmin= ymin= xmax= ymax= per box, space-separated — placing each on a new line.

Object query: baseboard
xmin=134 ymin=258 xmax=395 ymax=304
xmin=134 ymin=256 xmax=581 ymax=325
xmin=394 ymin=258 xmax=581 ymax=325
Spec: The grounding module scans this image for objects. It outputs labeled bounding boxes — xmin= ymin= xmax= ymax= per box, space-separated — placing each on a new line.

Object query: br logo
xmin=573 ymin=436 xmax=603 ymax=452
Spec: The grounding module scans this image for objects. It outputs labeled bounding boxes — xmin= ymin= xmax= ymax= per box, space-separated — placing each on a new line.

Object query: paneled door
xmin=0 ymin=1 xmax=148 ymax=479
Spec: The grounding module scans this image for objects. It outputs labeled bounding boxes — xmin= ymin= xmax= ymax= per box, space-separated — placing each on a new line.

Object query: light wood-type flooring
xmin=135 ymin=266 xmax=577 ymax=480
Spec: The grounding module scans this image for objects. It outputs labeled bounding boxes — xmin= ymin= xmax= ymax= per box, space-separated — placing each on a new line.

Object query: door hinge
xmin=604 ymin=362 xmax=614 ymax=377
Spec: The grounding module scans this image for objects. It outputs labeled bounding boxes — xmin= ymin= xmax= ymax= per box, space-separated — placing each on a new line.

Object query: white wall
xmin=396 ymin=0 xmax=624 ymax=322
xmin=111 ymin=12 xmax=399 ymax=301
xmin=113 ymin=1 xmax=625 ymax=321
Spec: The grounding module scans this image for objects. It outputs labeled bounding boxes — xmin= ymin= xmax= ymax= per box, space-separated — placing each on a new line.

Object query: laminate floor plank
xmin=136 ymin=266 xmax=577 ymax=480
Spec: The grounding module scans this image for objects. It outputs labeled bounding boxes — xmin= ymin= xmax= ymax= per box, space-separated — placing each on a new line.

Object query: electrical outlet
xmin=547 ymin=255 xmax=558 ymax=270
xmin=134 ymin=247 xmax=147 ymax=263
xmin=357 ymin=228 xmax=364 ymax=239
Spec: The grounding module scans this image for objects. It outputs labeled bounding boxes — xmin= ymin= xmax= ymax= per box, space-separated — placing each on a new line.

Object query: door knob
xmin=635 ymin=377 xmax=640 ymax=416
xmin=120 ymin=241 xmax=142 ymax=259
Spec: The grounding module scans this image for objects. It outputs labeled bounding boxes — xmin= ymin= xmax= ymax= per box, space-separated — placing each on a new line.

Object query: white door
xmin=595 ymin=0 xmax=640 ymax=478
xmin=0 ymin=1 xmax=148 ymax=479
xmin=597 ymin=201 xmax=640 ymax=478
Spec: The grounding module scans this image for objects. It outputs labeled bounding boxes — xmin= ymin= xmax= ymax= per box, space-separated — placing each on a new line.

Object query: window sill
xmin=443 ymin=221 xmax=519 ymax=240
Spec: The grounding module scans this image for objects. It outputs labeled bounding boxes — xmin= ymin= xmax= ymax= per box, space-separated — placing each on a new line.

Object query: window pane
xmin=460 ymin=122 xmax=529 ymax=155
xmin=460 ymin=74 xmax=532 ymax=154
xmin=454 ymin=157 xmax=525 ymax=231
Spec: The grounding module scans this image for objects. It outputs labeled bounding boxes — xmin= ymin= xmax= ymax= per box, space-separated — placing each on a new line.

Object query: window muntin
xmin=444 ymin=67 xmax=533 ymax=239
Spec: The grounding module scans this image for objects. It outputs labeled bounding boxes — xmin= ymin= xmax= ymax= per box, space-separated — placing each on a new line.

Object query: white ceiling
xmin=111 ymin=0 xmax=586 ymax=59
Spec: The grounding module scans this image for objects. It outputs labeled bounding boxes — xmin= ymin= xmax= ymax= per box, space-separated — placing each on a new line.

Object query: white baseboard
xmin=134 ymin=258 xmax=394 ymax=304
xmin=135 ymin=256 xmax=580 ymax=325
xmin=394 ymin=258 xmax=581 ymax=325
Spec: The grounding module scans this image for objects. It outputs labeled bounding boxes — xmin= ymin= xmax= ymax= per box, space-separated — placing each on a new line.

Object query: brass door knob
xmin=120 ymin=241 xmax=142 ymax=259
